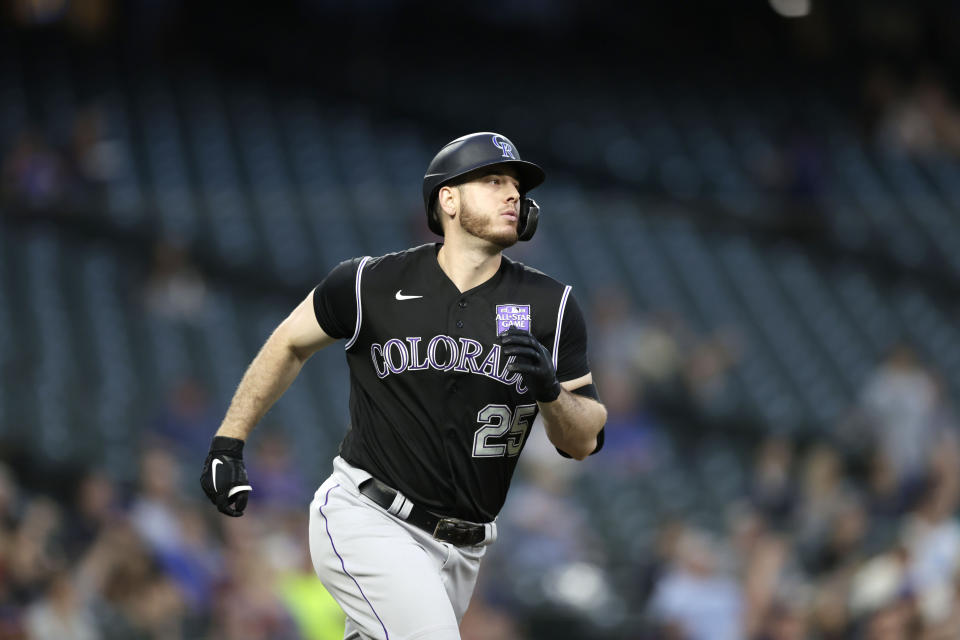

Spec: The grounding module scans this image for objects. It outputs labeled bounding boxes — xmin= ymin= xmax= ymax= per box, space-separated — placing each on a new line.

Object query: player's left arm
xmin=499 ymin=291 xmax=606 ymax=461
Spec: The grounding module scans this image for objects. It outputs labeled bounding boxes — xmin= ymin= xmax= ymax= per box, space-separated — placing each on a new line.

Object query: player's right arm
xmin=201 ymin=256 xmax=365 ymax=516
xmin=214 ymin=254 xmax=365 ymax=442
xmin=201 ymin=290 xmax=335 ymax=516
xmin=215 ymin=291 xmax=335 ymax=441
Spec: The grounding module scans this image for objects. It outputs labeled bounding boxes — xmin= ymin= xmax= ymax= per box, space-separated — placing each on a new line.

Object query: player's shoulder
xmin=363 ymin=243 xmax=436 ymax=270
xmin=501 ymin=254 xmax=569 ymax=293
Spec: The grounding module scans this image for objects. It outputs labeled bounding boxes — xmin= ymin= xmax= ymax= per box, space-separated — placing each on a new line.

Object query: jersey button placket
xmin=449 ymin=296 xmax=467 ymax=337
xmin=449 ymin=298 xmax=466 ymax=390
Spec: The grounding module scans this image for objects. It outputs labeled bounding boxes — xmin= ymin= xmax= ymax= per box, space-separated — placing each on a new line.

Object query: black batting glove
xmin=201 ymin=436 xmax=253 ymax=517
xmin=499 ymin=327 xmax=563 ymax=402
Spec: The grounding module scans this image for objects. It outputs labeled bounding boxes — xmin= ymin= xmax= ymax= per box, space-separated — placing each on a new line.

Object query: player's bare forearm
xmin=539 ymin=389 xmax=607 ymax=460
xmin=215 ymin=331 xmax=307 ymax=441
xmin=216 ymin=292 xmax=336 ymax=441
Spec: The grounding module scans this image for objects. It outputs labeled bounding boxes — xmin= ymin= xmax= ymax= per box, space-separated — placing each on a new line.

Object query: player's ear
xmin=437 ymin=185 xmax=459 ymax=221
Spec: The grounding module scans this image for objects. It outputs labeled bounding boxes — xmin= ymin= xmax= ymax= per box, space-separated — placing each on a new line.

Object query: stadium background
xmin=3 ymin=0 xmax=960 ymax=638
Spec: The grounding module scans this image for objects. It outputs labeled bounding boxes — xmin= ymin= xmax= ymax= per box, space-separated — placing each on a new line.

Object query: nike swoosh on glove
xmin=201 ymin=436 xmax=253 ymax=517
xmin=498 ymin=327 xmax=563 ymax=403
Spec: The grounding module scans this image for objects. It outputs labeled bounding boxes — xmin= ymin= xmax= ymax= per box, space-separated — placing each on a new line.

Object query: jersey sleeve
xmin=554 ymin=291 xmax=590 ymax=383
xmin=553 ymin=290 xmax=604 ymax=458
xmin=312 ymin=257 xmax=363 ymax=339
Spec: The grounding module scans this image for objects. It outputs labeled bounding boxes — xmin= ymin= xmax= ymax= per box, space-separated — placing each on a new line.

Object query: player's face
xmin=458 ymin=171 xmax=521 ymax=249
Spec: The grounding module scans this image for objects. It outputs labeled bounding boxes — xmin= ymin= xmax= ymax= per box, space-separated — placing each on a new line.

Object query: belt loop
xmin=387 ymin=490 xmax=414 ymax=520
xmin=483 ymin=521 xmax=498 ymax=546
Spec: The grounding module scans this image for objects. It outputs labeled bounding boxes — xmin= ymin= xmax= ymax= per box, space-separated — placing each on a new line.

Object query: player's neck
xmin=436 ymin=241 xmax=502 ymax=293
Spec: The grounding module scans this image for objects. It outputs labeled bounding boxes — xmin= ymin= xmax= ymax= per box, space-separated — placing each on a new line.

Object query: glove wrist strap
xmin=537 ymin=380 xmax=562 ymax=403
xmin=210 ymin=435 xmax=245 ymax=456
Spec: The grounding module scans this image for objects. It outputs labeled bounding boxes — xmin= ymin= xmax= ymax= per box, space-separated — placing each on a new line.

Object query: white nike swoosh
xmin=395 ymin=290 xmax=423 ymax=301
xmin=212 ymin=458 xmax=222 ymax=492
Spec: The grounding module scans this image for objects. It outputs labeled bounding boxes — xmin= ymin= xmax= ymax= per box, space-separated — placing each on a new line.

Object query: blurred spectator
xmin=247 ymin=430 xmax=311 ymax=512
xmin=810 ymin=575 xmax=854 ymax=640
xmin=794 ymin=445 xmax=861 ymax=572
xmin=649 ymin=527 xmax=744 ymax=640
xmin=865 ymin=449 xmax=915 ymax=548
xmin=67 ymin=105 xmax=119 ymax=203
xmin=862 ymin=599 xmax=917 ymax=640
xmin=682 ymin=327 xmax=741 ymax=418
xmin=631 ymin=311 xmax=687 ymax=399
xmin=126 ymin=447 xmax=225 ymax=631
xmin=920 ymin=569 xmax=960 ymax=639
xmin=753 ymin=600 xmax=808 ymax=640
xmin=749 ymin=436 xmax=797 ymax=531
xmin=460 ymin=599 xmax=524 ymax=640
xmin=62 ymin=470 xmax=121 ymax=562
xmin=88 ymin=524 xmax=187 ymax=639
xmin=24 ymin=570 xmax=97 ymax=640
xmin=152 ymin=377 xmax=220 ymax=457
xmin=153 ymin=507 xmax=222 ymax=621
xmin=590 ymin=290 xmax=657 ymax=382
xmin=129 ymin=447 xmax=187 ymax=556
xmin=7 ymin=498 xmax=65 ymax=602
xmin=871 ymin=71 xmax=960 ymax=156
xmin=143 ymin=239 xmax=208 ymax=323
xmin=742 ymin=531 xmax=793 ymax=638
xmin=805 ymin=494 xmax=869 ymax=578
xmin=901 ymin=452 xmax=960 ymax=627
xmin=636 ymin=518 xmax=687 ymax=606
xmin=847 ymin=549 xmax=910 ymax=629
xmin=856 ymin=345 xmax=944 ymax=489
xmin=492 ymin=453 xmax=603 ymax=579
xmin=1 ymin=130 xmax=66 ymax=210
xmin=211 ymin=516 xmax=300 ymax=640
xmin=588 ymin=370 xmax=662 ymax=477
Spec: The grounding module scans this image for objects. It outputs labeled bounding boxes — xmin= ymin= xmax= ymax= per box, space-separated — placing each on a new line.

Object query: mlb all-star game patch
xmin=495 ymin=304 xmax=531 ymax=334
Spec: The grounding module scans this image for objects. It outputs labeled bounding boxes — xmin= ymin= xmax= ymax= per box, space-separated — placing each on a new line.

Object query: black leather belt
xmin=358 ymin=477 xmax=486 ymax=547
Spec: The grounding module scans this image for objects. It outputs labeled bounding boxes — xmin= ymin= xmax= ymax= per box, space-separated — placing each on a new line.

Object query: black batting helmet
xmin=422 ymin=132 xmax=546 ymax=240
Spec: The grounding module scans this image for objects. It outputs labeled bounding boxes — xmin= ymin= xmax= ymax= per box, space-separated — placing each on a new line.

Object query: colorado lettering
xmin=371 ymin=335 xmax=528 ymax=393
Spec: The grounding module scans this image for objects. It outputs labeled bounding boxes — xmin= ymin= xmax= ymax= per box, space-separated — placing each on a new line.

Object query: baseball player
xmin=201 ymin=132 xmax=607 ymax=639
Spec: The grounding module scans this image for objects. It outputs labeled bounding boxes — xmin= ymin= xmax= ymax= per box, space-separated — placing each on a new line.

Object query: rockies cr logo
xmin=492 ymin=135 xmax=516 ymax=159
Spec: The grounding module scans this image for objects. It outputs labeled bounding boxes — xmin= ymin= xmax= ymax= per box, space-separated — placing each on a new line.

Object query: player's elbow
xmin=564 ymin=430 xmax=601 ymax=460
xmin=266 ymin=323 xmax=309 ymax=366
xmin=569 ymin=410 xmax=607 ymax=460
xmin=274 ymin=320 xmax=318 ymax=364
xmin=566 ymin=440 xmax=595 ymax=461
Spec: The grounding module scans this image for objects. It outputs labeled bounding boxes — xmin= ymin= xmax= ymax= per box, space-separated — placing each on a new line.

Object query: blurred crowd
xmin=4 ymin=45 xmax=960 ymax=640
xmin=1 ymin=104 xmax=117 ymax=215
xmin=0 ymin=379 xmax=346 ymax=640
xmin=3 ymin=212 xmax=960 ymax=639
xmin=476 ymin=293 xmax=960 ymax=640
xmin=3 ymin=280 xmax=955 ymax=640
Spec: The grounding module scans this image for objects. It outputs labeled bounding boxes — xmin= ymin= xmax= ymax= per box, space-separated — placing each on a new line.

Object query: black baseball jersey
xmin=313 ymin=243 xmax=596 ymax=523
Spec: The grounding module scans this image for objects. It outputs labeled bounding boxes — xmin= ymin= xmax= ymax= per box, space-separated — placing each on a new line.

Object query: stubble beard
xmin=459 ymin=202 xmax=518 ymax=250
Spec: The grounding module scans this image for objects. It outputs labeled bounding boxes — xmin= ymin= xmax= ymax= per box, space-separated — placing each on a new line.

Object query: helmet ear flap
xmin=517 ymin=198 xmax=539 ymax=241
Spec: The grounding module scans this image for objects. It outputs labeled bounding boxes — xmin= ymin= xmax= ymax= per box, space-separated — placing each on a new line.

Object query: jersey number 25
xmin=472 ymin=403 xmax=537 ymax=458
